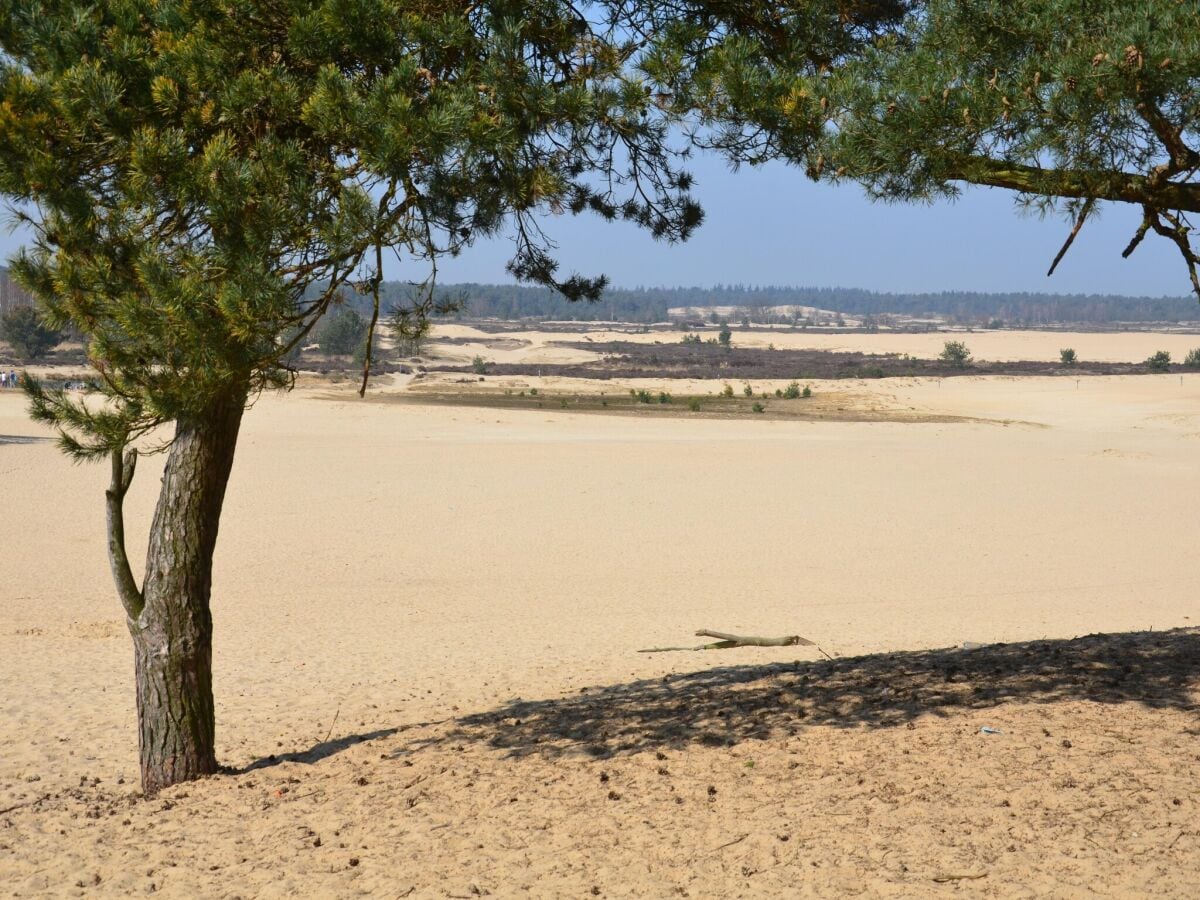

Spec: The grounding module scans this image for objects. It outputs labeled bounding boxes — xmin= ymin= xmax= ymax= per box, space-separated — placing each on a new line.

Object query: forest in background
xmin=346 ymin=283 xmax=1200 ymax=327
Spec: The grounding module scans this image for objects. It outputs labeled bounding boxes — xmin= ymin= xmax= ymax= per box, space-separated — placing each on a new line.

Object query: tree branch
xmin=1136 ymin=102 xmax=1199 ymax=175
xmin=1047 ymin=197 xmax=1094 ymax=277
xmin=106 ymin=446 xmax=144 ymax=621
xmin=943 ymin=157 xmax=1200 ymax=213
xmin=638 ymin=630 xmax=813 ymax=652
xmin=1147 ymin=210 xmax=1200 ymax=299
xmin=1122 ymin=209 xmax=1154 ymax=258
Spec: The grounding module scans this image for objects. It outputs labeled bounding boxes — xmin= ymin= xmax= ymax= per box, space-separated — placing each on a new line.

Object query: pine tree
xmin=0 ymin=0 xmax=698 ymax=794
xmin=0 ymin=305 xmax=62 ymax=358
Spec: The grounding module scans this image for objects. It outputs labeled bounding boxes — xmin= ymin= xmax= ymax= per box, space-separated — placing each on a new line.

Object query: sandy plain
xmin=2 ymin=328 xmax=1200 ymax=897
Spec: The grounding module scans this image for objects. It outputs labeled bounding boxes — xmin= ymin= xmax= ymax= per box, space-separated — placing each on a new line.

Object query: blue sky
xmin=1 ymin=152 xmax=1190 ymax=298
xmin=430 ymin=153 xmax=1189 ymax=298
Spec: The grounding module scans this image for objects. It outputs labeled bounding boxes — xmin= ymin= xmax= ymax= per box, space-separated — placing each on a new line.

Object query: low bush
xmin=1145 ymin=350 xmax=1172 ymax=372
xmin=939 ymin=340 xmax=972 ymax=368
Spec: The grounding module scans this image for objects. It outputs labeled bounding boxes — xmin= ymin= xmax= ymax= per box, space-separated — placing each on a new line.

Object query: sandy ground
xmin=2 ymin=330 xmax=1200 ymax=896
xmin=428 ymin=323 xmax=1200 ymax=365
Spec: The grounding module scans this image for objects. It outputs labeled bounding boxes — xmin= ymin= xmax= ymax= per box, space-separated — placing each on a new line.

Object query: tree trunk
xmin=126 ymin=386 xmax=247 ymax=796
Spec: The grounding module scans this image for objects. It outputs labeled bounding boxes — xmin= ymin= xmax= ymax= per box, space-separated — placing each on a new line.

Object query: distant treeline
xmin=335 ymin=282 xmax=1200 ymax=326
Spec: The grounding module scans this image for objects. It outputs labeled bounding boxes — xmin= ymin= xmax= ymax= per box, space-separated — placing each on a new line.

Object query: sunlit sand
xmin=3 ymin=329 xmax=1199 ymax=895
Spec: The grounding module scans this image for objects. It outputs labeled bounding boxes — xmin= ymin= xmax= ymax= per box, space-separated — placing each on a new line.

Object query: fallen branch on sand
xmin=638 ymin=630 xmax=815 ymax=653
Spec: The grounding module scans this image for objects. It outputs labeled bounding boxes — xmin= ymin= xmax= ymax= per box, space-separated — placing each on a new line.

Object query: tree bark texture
xmin=127 ymin=386 xmax=246 ymax=795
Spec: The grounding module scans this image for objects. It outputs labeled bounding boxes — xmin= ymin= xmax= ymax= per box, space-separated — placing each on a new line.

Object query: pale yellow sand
xmin=430 ymin=323 xmax=1200 ymax=364
xmin=2 ymin=336 xmax=1200 ymax=896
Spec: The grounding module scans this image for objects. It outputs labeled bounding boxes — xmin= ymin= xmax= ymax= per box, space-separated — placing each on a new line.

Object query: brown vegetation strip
xmin=431 ymin=341 xmax=1179 ymax=381
xmin=368 ymin=386 xmax=996 ymax=425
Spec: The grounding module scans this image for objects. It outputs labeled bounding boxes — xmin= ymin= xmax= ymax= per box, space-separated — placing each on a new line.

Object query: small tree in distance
xmin=1185 ymin=349 xmax=1200 ymax=368
xmin=1146 ymin=350 xmax=1172 ymax=372
xmin=1060 ymin=348 xmax=1078 ymax=366
xmin=0 ymin=306 xmax=63 ymax=359
xmin=940 ymin=340 xmax=972 ymax=368
xmin=314 ymin=308 xmax=369 ymax=357
xmin=718 ymin=322 xmax=732 ymax=348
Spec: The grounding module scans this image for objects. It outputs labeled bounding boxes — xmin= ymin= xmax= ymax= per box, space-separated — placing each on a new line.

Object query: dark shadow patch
xmin=0 ymin=434 xmax=49 ymax=445
xmin=448 ymin=629 xmax=1200 ymax=760
xmin=239 ymin=728 xmax=400 ymax=772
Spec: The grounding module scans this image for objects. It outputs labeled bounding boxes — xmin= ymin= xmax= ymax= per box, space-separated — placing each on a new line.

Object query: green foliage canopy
xmin=0 ymin=0 xmax=700 ymax=456
xmin=634 ymin=0 xmax=1200 ymax=296
xmin=0 ymin=304 xmax=61 ymax=358
xmin=314 ymin=308 xmax=368 ymax=357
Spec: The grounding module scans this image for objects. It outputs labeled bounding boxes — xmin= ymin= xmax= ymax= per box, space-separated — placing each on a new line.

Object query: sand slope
xmin=2 ymin=358 xmax=1200 ymax=896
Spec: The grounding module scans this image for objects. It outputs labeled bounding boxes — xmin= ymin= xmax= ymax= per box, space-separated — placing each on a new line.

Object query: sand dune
xmin=2 ymin=343 xmax=1199 ymax=896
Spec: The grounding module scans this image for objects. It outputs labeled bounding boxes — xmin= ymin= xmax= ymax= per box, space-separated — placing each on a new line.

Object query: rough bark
xmin=124 ymin=386 xmax=247 ymax=796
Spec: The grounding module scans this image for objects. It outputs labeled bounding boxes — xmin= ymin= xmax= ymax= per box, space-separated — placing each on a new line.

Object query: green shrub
xmin=681 ymin=333 xmax=701 ymax=344
xmin=718 ymin=324 xmax=732 ymax=348
xmin=802 ymin=385 xmax=812 ymax=398
xmin=314 ymin=308 xmax=368 ymax=356
xmin=783 ymin=381 xmax=801 ymax=399
xmin=688 ymin=398 xmax=701 ymax=412
xmin=0 ymin=306 xmax=63 ymax=359
xmin=658 ymin=391 xmax=672 ymax=404
xmin=634 ymin=389 xmax=653 ymax=403
xmin=1184 ymin=348 xmax=1200 ymax=368
xmin=1145 ymin=350 xmax=1172 ymax=372
xmin=471 ymin=355 xmax=488 ymax=375
xmin=939 ymin=340 xmax=971 ymax=368
xmin=529 ymin=387 xmax=538 ymax=396
xmin=721 ymin=383 xmax=734 ymax=398
xmin=752 ymin=402 xmax=765 ymax=413
xmin=1059 ymin=348 xmax=1077 ymax=366
xmin=743 ymin=383 xmax=753 ymax=397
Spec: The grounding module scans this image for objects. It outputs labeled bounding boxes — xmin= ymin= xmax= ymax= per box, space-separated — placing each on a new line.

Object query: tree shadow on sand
xmin=446 ymin=629 xmax=1200 ymax=760
xmin=239 ymin=728 xmax=401 ymax=772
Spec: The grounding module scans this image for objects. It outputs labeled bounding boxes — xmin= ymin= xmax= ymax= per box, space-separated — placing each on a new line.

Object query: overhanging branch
xmin=942 ymin=157 xmax=1200 ymax=213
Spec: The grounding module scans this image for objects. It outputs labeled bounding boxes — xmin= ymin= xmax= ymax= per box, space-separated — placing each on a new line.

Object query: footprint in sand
xmin=1094 ymin=448 xmax=1151 ymax=460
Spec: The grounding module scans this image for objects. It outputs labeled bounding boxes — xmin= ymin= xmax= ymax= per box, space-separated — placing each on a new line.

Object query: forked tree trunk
xmin=117 ymin=387 xmax=247 ymax=796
